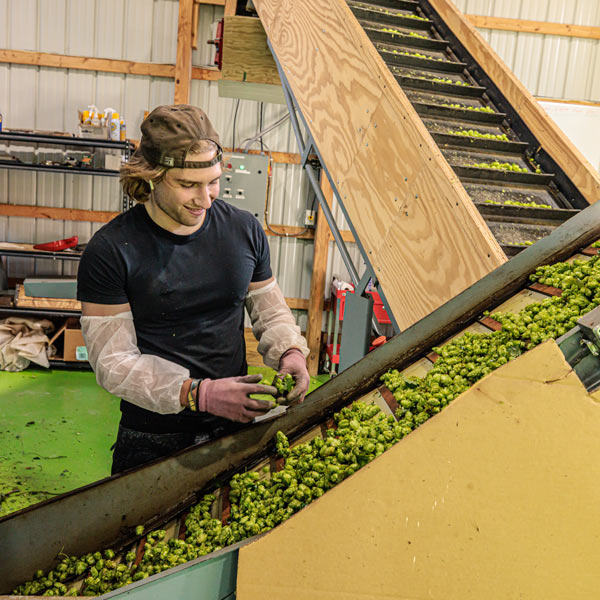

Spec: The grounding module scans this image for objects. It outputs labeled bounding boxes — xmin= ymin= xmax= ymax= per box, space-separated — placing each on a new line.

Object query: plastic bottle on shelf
xmin=119 ymin=117 xmax=126 ymax=141
xmin=90 ymin=107 xmax=100 ymax=127
xmin=110 ymin=112 xmax=120 ymax=141
xmin=0 ymin=111 xmax=3 ymax=132
xmin=103 ymin=108 xmax=120 ymax=141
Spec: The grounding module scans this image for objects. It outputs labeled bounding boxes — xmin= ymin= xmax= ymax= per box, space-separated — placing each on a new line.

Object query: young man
xmin=77 ymin=105 xmax=310 ymax=474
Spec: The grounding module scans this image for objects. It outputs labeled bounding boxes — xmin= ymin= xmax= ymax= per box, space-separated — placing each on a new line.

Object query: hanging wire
xmin=231 ymin=99 xmax=241 ymax=151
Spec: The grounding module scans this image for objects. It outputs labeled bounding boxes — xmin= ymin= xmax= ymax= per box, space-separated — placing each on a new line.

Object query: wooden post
xmin=306 ymin=175 xmax=333 ymax=376
xmin=224 ymin=0 xmax=237 ymax=16
xmin=191 ymin=1 xmax=200 ymax=50
xmin=174 ymin=0 xmax=194 ymax=104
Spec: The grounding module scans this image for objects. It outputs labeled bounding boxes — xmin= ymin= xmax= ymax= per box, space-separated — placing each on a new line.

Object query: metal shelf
xmin=0 ymin=248 xmax=83 ymax=261
xmin=0 ymin=131 xmax=131 ymax=150
xmin=0 ymin=160 xmax=119 ymax=177
xmin=0 ymin=305 xmax=80 ymax=318
xmin=48 ymin=358 xmax=91 ymax=370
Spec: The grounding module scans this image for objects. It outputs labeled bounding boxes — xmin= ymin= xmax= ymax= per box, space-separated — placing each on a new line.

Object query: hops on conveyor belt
xmin=484 ymin=199 xmax=552 ymax=209
xmin=440 ymin=103 xmax=495 ymax=113
xmin=13 ymin=401 xmax=404 ymax=596
xmin=449 ymin=129 xmax=509 ymax=141
xmin=383 ymin=256 xmax=600 ymax=439
xmin=468 ymin=160 xmax=529 ymax=173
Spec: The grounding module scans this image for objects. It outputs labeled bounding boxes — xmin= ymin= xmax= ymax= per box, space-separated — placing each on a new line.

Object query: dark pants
xmin=111 ymin=425 xmax=211 ymax=475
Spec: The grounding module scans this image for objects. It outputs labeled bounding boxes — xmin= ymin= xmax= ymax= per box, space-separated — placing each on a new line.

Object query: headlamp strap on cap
xmin=160 ymin=145 xmax=223 ymax=169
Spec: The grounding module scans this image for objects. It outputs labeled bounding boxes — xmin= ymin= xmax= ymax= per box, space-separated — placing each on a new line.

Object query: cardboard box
xmin=48 ymin=318 xmax=88 ymax=362
xmin=78 ymin=124 xmax=109 ymax=139
xmin=63 ymin=326 xmax=87 ymax=362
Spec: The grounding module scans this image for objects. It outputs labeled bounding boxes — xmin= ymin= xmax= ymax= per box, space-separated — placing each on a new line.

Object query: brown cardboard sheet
xmin=237 ymin=340 xmax=600 ymax=599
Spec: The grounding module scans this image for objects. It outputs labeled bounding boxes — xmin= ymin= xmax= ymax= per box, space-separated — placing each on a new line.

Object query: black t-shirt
xmin=77 ymin=200 xmax=272 ymax=433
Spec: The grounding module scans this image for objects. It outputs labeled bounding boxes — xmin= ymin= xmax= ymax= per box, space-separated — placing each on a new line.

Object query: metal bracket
xmin=301 ymin=139 xmax=321 ymax=170
xmin=557 ymin=305 xmax=600 ymax=392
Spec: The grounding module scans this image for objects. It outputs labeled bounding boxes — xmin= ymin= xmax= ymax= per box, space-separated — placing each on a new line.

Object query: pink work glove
xmin=278 ymin=348 xmax=310 ymax=403
xmin=197 ymin=374 xmax=277 ymax=423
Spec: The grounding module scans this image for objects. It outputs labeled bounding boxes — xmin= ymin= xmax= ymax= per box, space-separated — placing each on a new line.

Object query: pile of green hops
xmin=383 ymin=256 xmax=600 ymax=433
xmin=441 ymin=103 xmax=495 ymax=114
xmin=449 ymin=129 xmax=509 ymax=141
xmin=468 ymin=161 xmax=529 ymax=173
xmin=273 ymin=373 xmax=295 ymax=399
xmin=14 ymin=402 xmax=404 ymax=596
xmin=484 ymin=199 xmax=551 ymax=209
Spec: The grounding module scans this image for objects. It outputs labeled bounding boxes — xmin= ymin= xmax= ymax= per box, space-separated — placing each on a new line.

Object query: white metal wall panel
xmin=66 ymin=0 xmax=96 ymax=56
xmin=8 ymin=0 xmax=36 ymax=51
xmin=151 ymin=0 xmax=178 ymax=63
xmin=454 ymin=0 xmax=600 ymax=102
xmin=39 ymin=0 xmax=67 ymax=54
xmin=124 ymin=0 xmax=154 ymax=62
xmin=94 ymin=0 xmax=125 ymax=60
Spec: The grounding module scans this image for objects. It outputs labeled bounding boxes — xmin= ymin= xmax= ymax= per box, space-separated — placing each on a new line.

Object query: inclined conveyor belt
xmin=347 ymin=0 xmax=584 ymax=252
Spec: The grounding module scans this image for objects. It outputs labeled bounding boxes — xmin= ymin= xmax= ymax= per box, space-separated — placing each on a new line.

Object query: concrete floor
xmin=0 ymin=366 xmax=330 ymax=517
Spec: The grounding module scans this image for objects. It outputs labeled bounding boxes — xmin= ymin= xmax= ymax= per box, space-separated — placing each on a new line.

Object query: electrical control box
xmin=219 ymin=152 xmax=269 ymax=223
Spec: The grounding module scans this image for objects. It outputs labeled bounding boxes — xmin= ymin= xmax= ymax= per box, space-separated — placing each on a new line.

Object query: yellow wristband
xmin=188 ymin=379 xmax=200 ymax=411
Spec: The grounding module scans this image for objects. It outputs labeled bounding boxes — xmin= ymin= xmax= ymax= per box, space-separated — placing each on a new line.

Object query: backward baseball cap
xmin=136 ymin=104 xmax=222 ymax=169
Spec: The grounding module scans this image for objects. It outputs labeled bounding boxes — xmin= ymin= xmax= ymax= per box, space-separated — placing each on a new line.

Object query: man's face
xmin=151 ymin=150 xmax=222 ymax=231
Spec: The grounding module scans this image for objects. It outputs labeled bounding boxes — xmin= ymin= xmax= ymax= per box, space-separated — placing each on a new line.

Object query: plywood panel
xmin=238 ymin=340 xmax=600 ymax=599
xmin=429 ymin=0 xmax=600 ymax=206
xmin=222 ymin=16 xmax=281 ymax=86
xmin=253 ymin=0 xmax=505 ymax=330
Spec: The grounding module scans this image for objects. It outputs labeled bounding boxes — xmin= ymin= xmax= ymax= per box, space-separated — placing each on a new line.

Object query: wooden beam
xmin=285 ymin=297 xmax=309 ymax=311
xmin=224 ymin=0 xmax=237 ymax=17
xmin=327 ymin=229 xmax=354 ymax=243
xmin=0 ymin=203 xmax=118 ymax=223
xmin=430 ymin=0 xmax=600 ymax=206
xmin=263 ymin=224 xmax=314 ymax=239
xmin=536 ymin=97 xmax=600 ymax=108
xmin=0 ymin=203 xmax=344 ymax=241
xmin=253 ymin=0 xmax=505 ymax=331
xmin=0 ymin=49 xmax=221 ymax=81
xmin=0 ymin=49 xmax=174 ymax=77
xmin=466 ymin=14 xmax=600 ymax=41
xmin=174 ymin=0 xmax=194 ymax=104
xmin=196 ymin=0 xmax=225 ymax=5
xmin=224 ymin=147 xmax=306 ymax=165
xmin=306 ymin=175 xmax=333 ymax=376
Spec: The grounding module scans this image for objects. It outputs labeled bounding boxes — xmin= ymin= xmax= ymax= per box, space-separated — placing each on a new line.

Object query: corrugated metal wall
xmin=0 ymin=0 xmax=598 ymax=331
xmin=454 ymin=0 xmax=600 ymax=101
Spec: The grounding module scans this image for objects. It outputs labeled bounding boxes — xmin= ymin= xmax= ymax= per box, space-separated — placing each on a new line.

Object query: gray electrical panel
xmin=219 ymin=152 xmax=269 ymax=222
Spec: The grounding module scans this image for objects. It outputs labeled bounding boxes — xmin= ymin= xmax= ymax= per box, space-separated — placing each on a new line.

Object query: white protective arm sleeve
xmin=80 ymin=312 xmax=189 ymax=414
xmin=244 ymin=280 xmax=309 ymax=370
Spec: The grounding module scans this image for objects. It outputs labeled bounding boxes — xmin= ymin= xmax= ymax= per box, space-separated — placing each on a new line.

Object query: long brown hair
xmin=120 ymin=139 xmax=221 ymax=203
